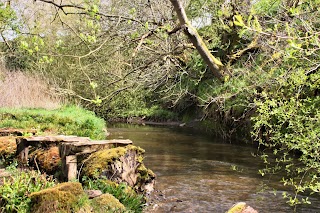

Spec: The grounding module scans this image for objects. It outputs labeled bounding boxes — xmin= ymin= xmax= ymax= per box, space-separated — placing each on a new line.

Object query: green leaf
xmin=144 ymin=22 xmax=149 ymax=30
xmin=90 ymin=82 xmax=98 ymax=89
xmin=234 ymin=15 xmax=245 ymax=27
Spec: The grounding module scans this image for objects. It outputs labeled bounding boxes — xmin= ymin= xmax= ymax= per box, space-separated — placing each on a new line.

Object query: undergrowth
xmin=0 ymin=163 xmax=56 ymax=213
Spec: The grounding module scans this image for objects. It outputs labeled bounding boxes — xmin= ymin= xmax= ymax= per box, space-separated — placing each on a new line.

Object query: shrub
xmin=252 ymin=70 xmax=320 ymax=207
xmin=0 ymin=165 xmax=56 ymax=213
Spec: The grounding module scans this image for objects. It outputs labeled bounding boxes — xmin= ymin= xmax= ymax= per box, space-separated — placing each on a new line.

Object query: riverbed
xmin=108 ymin=124 xmax=320 ymax=213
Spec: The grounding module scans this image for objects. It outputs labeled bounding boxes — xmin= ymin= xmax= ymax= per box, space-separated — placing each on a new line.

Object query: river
xmin=108 ymin=124 xmax=320 ymax=213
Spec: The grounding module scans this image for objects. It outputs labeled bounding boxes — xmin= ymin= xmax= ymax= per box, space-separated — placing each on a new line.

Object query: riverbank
xmin=0 ymin=106 xmax=153 ymax=212
xmin=109 ymin=114 xmax=253 ymax=144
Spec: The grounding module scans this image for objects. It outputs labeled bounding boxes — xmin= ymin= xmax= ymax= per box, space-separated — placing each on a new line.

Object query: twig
xmin=34 ymin=156 xmax=41 ymax=174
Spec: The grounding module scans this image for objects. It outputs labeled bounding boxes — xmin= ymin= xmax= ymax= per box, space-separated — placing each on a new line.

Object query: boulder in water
xmin=227 ymin=202 xmax=258 ymax=213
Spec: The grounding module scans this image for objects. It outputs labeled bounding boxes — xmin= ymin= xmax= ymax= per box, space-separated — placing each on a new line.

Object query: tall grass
xmin=0 ymin=64 xmax=61 ymax=109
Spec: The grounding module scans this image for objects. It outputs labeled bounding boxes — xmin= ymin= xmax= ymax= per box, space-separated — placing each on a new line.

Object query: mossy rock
xmin=227 ymin=202 xmax=246 ymax=213
xmin=91 ymin=193 xmax=126 ymax=213
xmin=0 ymin=136 xmax=16 ymax=158
xmin=29 ymin=146 xmax=61 ymax=174
xmin=82 ymin=145 xmax=144 ymax=177
xmin=82 ymin=145 xmax=155 ymax=193
xmin=227 ymin=202 xmax=258 ymax=213
xmin=29 ymin=182 xmax=85 ymax=213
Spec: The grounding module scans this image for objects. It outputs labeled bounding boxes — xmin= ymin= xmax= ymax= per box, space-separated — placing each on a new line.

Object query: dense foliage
xmin=249 ymin=1 xmax=320 ymax=206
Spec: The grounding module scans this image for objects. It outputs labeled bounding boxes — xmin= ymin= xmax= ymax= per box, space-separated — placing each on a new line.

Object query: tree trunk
xmin=170 ymin=0 xmax=227 ymax=81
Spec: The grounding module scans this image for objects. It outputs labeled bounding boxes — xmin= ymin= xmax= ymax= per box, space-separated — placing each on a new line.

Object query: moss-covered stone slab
xmin=16 ymin=136 xmax=89 ymax=166
xmin=59 ymin=139 xmax=133 ymax=156
xmin=29 ymin=182 xmax=85 ymax=213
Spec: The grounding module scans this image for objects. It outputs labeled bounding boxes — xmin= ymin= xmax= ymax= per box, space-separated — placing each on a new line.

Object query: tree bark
xmin=170 ymin=0 xmax=226 ymax=81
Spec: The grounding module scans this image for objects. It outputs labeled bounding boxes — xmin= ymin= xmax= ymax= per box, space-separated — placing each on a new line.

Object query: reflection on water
xmin=108 ymin=124 xmax=320 ymax=213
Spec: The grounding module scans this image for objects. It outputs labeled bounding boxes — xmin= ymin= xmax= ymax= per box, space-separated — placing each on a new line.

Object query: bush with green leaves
xmin=0 ymin=105 xmax=106 ymax=139
xmin=0 ymin=164 xmax=56 ymax=213
xmin=252 ymin=70 xmax=320 ymax=207
xmin=248 ymin=0 xmax=320 ymax=209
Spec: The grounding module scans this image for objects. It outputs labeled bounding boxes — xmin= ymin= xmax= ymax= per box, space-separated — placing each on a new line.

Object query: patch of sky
xmin=190 ymin=12 xmax=212 ymax=29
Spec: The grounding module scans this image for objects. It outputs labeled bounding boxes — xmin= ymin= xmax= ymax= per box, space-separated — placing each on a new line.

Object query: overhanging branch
xmin=169 ymin=0 xmax=228 ymax=82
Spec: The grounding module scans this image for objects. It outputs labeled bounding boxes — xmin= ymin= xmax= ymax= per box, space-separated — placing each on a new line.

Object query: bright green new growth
xmin=246 ymin=0 xmax=320 ymax=208
xmin=0 ymin=106 xmax=106 ymax=139
xmin=252 ymin=70 xmax=320 ymax=207
xmin=184 ymin=0 xmax=320 ymax=208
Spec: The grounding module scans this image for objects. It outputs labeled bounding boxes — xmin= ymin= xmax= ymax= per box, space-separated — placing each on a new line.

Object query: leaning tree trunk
xmin=170 ymin=0 xmax=227 ymax=82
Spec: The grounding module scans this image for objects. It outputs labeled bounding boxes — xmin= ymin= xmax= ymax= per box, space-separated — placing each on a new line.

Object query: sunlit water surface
xmin=108 ymin=124 xmax=320 ymax=213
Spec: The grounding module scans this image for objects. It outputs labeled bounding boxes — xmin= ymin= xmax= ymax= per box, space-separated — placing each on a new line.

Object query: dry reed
xmin=0 ymin=64 xmax=61 ymax=109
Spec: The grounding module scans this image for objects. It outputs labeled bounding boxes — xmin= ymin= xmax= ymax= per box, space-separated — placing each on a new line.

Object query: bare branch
xmin=37 ymin=0 xmax=143 ymax=24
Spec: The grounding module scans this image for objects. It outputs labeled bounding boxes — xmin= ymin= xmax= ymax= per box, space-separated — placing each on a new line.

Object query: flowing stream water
xmin=108 ymin=124 xmax=320 ymax=213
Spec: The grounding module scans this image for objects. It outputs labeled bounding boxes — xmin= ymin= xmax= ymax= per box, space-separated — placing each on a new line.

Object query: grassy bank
xmin=0 ymin=106 xmax=106 ymax=140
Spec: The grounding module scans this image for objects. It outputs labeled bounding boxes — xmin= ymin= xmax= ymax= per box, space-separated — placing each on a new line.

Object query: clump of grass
xmin=82 ymin=177 xmax=145 ymax=213
xmin=0 ymin=106 xmax=107 ymax=139
xmin=0 ymin=64 xmax=61 ymax=109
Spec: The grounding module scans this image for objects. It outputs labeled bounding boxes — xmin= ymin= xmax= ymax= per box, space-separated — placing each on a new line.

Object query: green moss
xmin=83 ymin=145 xmax=145 ymax=178
xmin=29 ymin=182 xmax=84 ymax=213
xmin=137 ymin=164 xmax=155 ymax=180
xmin=0 ymin=136 xmax=16 ymax=159
xmin=91 ymin=193 xmax=126 ymax=213
xmin=83 ymin=147 xmax=127 ymax=177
